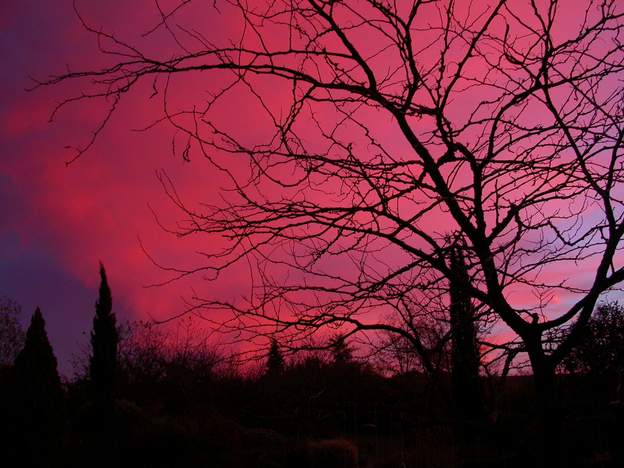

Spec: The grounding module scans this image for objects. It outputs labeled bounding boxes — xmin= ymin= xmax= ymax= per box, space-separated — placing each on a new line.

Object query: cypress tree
xmin=266 ymin=338 xmax=284 ymax=377
xmin=12 ymin=307 xmax=65 ymax=466
xmin=89 ymin=264 xmax=118 ymax=405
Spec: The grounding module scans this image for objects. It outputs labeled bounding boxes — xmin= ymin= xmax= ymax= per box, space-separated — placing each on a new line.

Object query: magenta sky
xmin=1 ymin=0 xmax=621 ymax=372
xmin=0 ymin=1 xmax=236 ymax=371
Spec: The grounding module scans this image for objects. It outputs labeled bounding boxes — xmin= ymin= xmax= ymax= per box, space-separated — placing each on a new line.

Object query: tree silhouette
xmin=89 ymin=263 xmax=118 ymax=406
xmin=266 ymin=338 xmax=285 ymax=377
xmin=12 ymin=307 xmax=65 ymax=467
xmin=562 ymin=301 xmax=624 ymax=379
xmin=331 ymin=335 xmax=353 ymax=366
xmin=41 ymin=2 xmax=624 ymax=465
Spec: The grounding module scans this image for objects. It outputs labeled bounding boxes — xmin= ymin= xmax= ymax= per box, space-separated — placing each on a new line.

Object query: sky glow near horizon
xmin=1 ymin=0 xmax=622 ymax=372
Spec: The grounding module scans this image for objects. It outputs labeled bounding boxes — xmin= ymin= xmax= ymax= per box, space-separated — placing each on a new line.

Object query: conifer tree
xmin=331 ymin=334 xmax=353 ymax=365
xmin=266 ymin=338 xmax=284 ymax=377
xmin=13 ymin=307 xmax=65 ymax=466
xmin=14 ymin=307 xmax=63 ymax=409
xmin=89 ymin=264 xmax=118 ymax=405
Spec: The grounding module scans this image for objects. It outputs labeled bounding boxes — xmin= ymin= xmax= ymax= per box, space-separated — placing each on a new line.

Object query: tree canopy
xmin=562 ymin=301 xmax=624 ymax=377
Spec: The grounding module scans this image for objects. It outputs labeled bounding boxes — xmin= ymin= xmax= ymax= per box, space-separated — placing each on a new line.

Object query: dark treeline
xmin=1 ymin=268 xmax=623 ymax=468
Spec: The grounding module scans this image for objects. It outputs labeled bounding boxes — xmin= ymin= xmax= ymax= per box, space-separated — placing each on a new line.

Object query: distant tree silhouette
xmin=89 ymin=264 xmax=118 ymax=406
xmin=331 ymin=335 xmax=353 ymax=365
xmin=266 ymin=338 xmax=285 ymax=377
xmin=0 ymin=296 xmax=25 ymax=366
xmin=12 ymin=307 xmax=65 ymax=467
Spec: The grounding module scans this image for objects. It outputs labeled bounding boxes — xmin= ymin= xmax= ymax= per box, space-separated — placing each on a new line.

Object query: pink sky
xmin=1 ymin=0 xmax=622 ymax=372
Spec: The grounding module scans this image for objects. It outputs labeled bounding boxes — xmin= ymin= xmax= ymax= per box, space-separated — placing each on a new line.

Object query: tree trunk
xmin=531 ymin=356 xmax=562 ymax=468
xmin=449 ymin=248 xmax=486 ymax=466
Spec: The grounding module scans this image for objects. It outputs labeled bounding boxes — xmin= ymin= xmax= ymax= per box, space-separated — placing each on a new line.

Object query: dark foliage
xmin=331 ymin=334 xmax=354 ymax=365
xmin=89 ymin=264 xmax=118 ymax=404
xmin=116 ymin=320 xmax=223 ymax=410
xmin=266 ymin=338 xmax=285 ymax=377
xmin=4 ymin=297 xmax=624 ymax=467
xmin=3 ymin=310 xmax=623 ymax=467
xmin=11 ymin=307 xmax=65 ymax=467
xmin=562 ymin=301 xmax=624 ymax=380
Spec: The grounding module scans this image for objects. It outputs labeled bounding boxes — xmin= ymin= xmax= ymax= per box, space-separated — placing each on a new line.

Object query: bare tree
xmin=118 ymin=318 xmax=227 ymax=385
xmin=40 ymin=1 xmax=624 ymax=464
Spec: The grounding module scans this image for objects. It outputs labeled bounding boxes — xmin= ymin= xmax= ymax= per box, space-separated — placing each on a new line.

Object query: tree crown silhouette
xmin=89 ymin=264 xmax=118 ymax=401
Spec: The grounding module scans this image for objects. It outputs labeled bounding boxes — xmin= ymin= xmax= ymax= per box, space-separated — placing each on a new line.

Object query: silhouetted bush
xmin=562 ymin=301 xmax=624 ymax=381
xmin=116 ymin=319 xmax=224 ymax=415
xmin=43 ymin=302 xmax=624 ymax=467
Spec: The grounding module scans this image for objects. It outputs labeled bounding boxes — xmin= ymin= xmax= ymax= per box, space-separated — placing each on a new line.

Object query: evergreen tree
xmin=331 ymin=334 xmax=353 ymax=365
xmin=14 ymin=307 xmax=64 ymax=409
xmin=89 ymin=264 xmax=118 ymax=405
xmin=12 ymin=307 xmax=65 ymax=466
xmin=266 ymin=338 xmax=284 ymax=376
